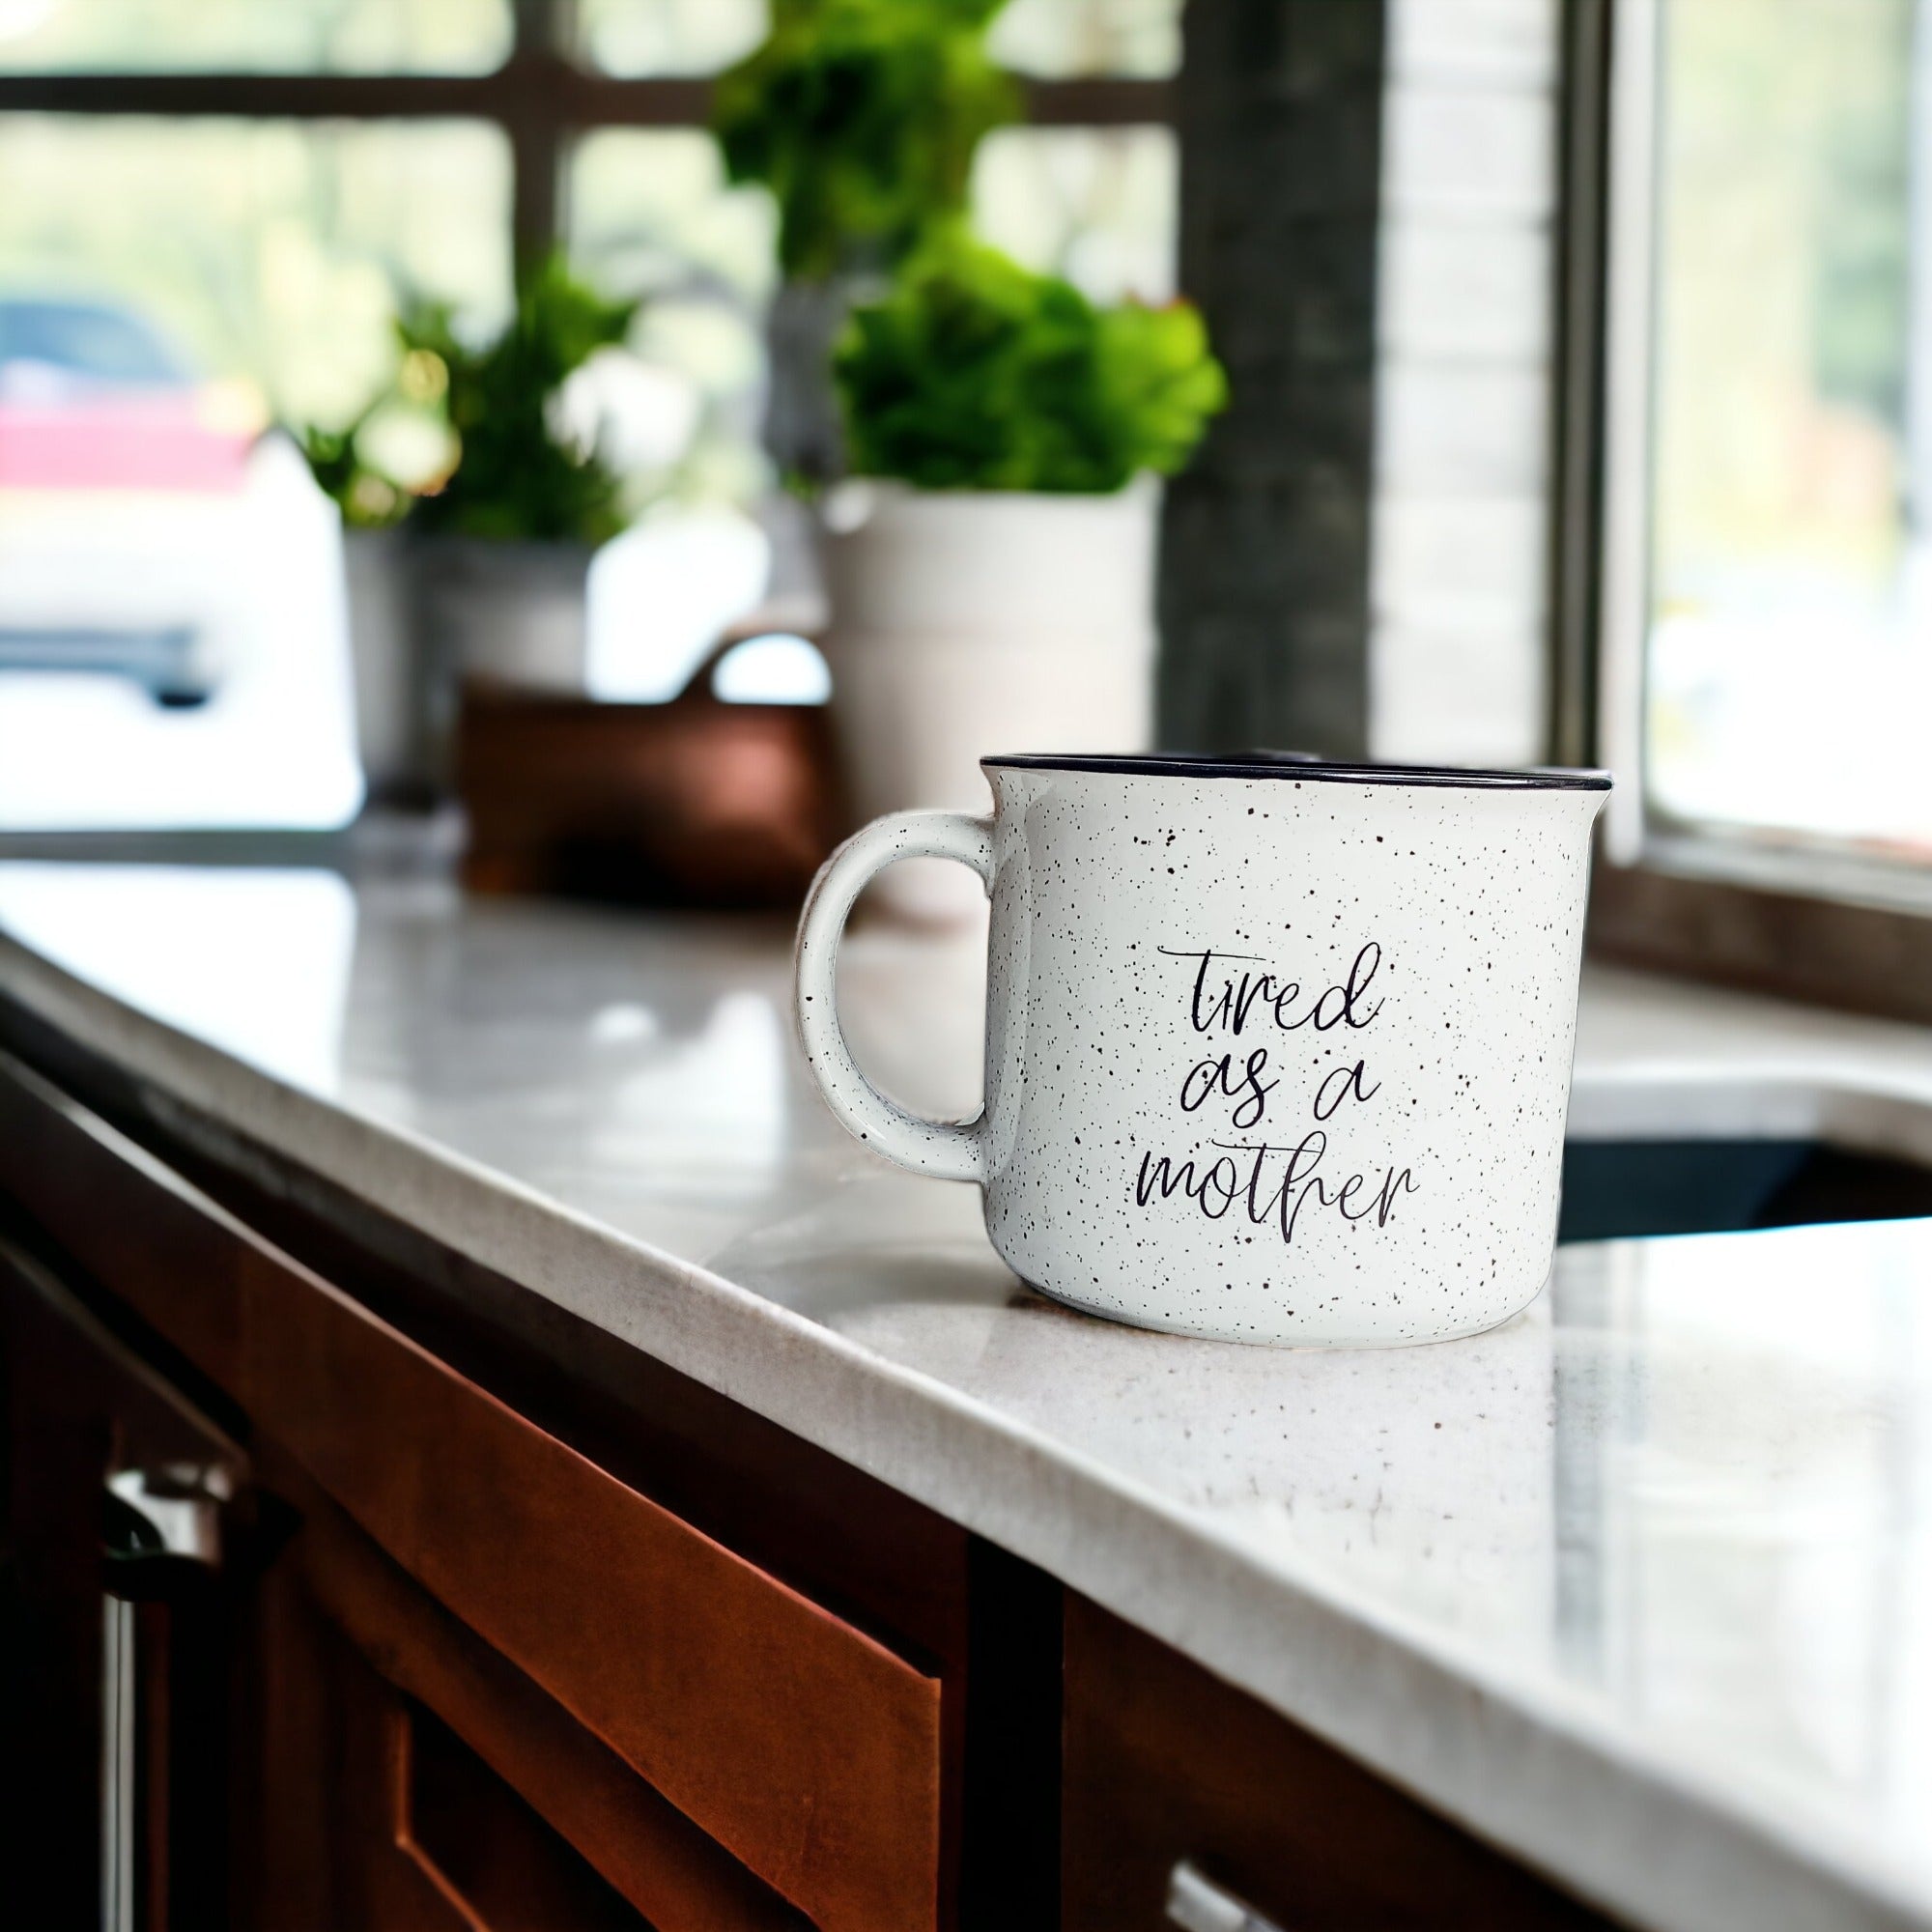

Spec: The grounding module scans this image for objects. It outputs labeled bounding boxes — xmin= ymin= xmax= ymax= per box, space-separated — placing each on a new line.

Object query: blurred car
xmin=0 ymin=295 xmax=262 ymax=706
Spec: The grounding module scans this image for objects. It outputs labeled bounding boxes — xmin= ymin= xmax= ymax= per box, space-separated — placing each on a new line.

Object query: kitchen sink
xmin=1557 ymin=1138 xmax=1932 ymax=1244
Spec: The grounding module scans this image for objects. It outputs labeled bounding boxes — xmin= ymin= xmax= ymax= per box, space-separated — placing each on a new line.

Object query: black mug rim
xmin=980 ymin=752 xmax=1613 ymax=792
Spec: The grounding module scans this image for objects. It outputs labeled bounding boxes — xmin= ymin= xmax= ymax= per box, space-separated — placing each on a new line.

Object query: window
xmin=565 ymin=127 xmax=775 ymax=505
xmin=989 ymin=0 xmax=1182 ymax=77
xmin=0 ymin=116 xmax=513 ymax=423
xmin=574 ymin=0 xmax=766 ymax=77
xmin=0 ymin=0 xmax=1178 ymax=832
xmin=974 ymin=125 xmax=1178 ymax=302
xmin=1600 ymin=0 xmax=1932 ymax=892
xmin=0 ymin=0 xmax=512 ymax=73
xmin=0 ymin=114 xmax=511 ymax=829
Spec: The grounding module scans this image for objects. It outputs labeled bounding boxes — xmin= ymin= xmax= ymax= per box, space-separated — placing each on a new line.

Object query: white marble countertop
xmin=2 ymin=862 xmax=1932 ymax=1932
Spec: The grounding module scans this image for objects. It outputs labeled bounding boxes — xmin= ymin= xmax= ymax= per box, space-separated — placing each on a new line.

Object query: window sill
xmin=1588 ymin=845 xmax=1932 ymax=1029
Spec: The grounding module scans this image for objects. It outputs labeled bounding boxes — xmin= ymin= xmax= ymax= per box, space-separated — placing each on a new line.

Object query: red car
xmin=0 ymin=296 xmax=259 ymax=704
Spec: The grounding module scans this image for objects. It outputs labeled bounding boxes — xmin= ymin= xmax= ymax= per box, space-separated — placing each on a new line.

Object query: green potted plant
xmin=713 ymin=0 xmax=1015 ymax=480
xmin=303 ymin=259 xmax=694 ymax=788
xmin=399 ymin=258 xmax=641 ymax=698
xmin=819 ymin=230 xmax=1227 ymax=917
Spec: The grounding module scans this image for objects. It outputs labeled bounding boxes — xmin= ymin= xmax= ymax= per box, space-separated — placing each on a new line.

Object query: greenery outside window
xmin=0 ymin=0 xmax=1181 ymax=497
xmin=1575 ymin=0 xmax=1932 ymax=1018
xmin=1597 ymin=0 xmax=1932 ymax=897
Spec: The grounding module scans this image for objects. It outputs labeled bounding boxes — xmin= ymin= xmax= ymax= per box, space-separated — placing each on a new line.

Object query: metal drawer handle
xmin=105 ymin=1463 xmax=229 ymax=1577
xmin=1166 ymin=1860 xmax=1291 ymax=1932
xmin=101 ymin=1464 xmax=235 ymax=1932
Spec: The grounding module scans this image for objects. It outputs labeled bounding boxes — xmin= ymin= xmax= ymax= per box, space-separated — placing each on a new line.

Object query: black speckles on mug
xmin=797 ymin=762 xmax=1608 ymax=1348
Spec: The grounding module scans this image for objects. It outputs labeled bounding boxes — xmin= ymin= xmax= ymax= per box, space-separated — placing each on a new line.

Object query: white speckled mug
xmin=795 ymin=753 xmax=1610 ymax=1346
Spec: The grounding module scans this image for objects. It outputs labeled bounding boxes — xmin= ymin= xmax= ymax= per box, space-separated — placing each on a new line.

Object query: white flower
xmin=548 ymin=347 xmax=701 ymax=476
xmin=355 ymin=404 xmax=458 ymax=493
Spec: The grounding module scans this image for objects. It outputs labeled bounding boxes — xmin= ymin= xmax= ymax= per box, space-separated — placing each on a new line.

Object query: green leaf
xmin=298 ymin=253 xmax=644 ymax=545
xmin=834 ymin=231 xmax=1228 ymax=492
xmin=714 ymin=0 xmax=1018 ymax=282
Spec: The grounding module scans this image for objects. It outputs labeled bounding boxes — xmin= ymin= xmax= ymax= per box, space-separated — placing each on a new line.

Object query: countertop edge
xmin=0 ymin=927 xmax=1925 ymax=1932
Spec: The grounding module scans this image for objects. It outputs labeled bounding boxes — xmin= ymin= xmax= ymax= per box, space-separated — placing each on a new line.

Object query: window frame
xmin=0 ymin=0 xmax=1173 ymax=272
xmin=1554 ymin=0 xmax=1932 ymax=1023
xmin=0 ymin=0 xmax=1178 ymax=864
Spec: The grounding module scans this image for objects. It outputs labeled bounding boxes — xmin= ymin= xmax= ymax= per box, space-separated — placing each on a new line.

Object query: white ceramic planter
xmin=819 ymin=483 xmax=1156 ymax=921
xmin=340 ymin=527 xmax=426 ymax=801
xmin=418 ymin=537 xmax=595 ymax=696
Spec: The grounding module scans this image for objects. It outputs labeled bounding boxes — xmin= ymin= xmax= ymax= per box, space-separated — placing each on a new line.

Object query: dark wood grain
xmin=400 ymin=1699 xmax=652 ymax=1930
xmin=0 ymin=1051 xmax=943 ymax=1932
xmin=239 ymin=1556 xmax=477 ymax=1932
xmin=280 ymin=1440 xmax=812 ymax=1931
xmin=1063 ymin=1597 xmax=1617 ymax=1932
xmin=0 ymin=986 xmax=971 ymax=1667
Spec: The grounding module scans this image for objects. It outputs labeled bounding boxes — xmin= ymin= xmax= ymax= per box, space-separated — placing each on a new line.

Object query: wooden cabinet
xmin=0 ymin=1051 xmax=975 ymax=1932
xmin=0 ymin=1035 xmax=1612 ymax=1932
xmin=231 ymin=1443 xmax=823 ymax=1932
xmin=1062 ymin=1598 xmax=1614 ymax=1932
xmin=0 ymin=1238 xmax=244 ymax=1932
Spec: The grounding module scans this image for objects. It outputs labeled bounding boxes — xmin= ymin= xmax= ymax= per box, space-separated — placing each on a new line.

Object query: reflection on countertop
xmin=2 ymin=862 xmax=1932 ymax=1932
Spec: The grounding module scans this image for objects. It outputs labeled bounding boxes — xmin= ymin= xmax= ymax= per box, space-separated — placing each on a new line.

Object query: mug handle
xmin=794 ymin=810 xmax=993 ymax=1183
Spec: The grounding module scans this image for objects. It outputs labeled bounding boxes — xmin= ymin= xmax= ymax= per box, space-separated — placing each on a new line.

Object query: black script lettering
xmin=1310 ymin=943 xmax=1384 ymax=1031
xmin=1161 ymin=942 xmax=1386 ymax=1037
xmin=1179 ymin=1047 xmax=1278 ymax=1130
xmin=1159 ymin=1136 xmax=1423 ymax=1246
xmin=1374 ymin=1165 xmax=1419 ymax=1225
xmin=1134 ymin=935 xmax=1417 ymax=1260
xmin=1159 ymin=947 xmax=1268 ymax=1034
xmin=1134 ymin=1149 xmax=1245 ymax=1220
xmin=1312 ymin=1059 xmax=1380 ymax=1122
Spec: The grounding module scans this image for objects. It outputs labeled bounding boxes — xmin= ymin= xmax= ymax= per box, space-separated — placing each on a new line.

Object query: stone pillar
xmin=1156 ymin=0 xmax=1387 ymax=758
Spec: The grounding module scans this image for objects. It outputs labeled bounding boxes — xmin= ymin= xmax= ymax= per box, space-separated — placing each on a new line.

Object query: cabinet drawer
xmin=1063 ymin=1598 xmax=1613 ymax=1932
xmin=252 ymin=1441 xmax=818 ymax=1932
xmin=0 ymin=1051 xmax=943 ymax=1932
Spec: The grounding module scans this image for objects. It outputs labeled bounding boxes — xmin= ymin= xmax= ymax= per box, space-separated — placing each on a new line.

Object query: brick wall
xmin=1369 ymin=0 xmax=1560 ymax=767
xmin=1157 ymin=0 xmax=1563 ymax=770
xmin=1156 ymin=0 xmax=1387 ymax=758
